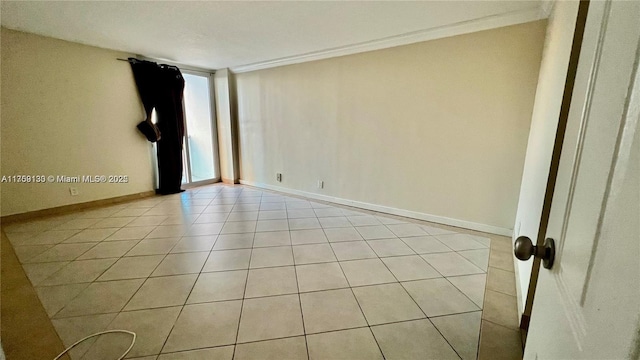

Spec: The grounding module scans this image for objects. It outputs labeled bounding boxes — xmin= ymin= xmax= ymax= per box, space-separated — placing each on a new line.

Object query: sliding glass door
xmin=181 ymin=71 xmax=219 ymax=185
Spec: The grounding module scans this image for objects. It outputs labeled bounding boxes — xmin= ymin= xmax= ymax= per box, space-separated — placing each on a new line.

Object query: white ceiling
xmin=1 ymin=1 xmax=547 ymax=71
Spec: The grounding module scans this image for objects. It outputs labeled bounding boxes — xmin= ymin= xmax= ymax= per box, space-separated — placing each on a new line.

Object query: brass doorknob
xmin=514 ymin=236 xmax=556 ymax=269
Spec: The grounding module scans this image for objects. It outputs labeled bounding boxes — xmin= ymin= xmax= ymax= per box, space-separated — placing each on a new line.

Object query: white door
xmin=524 ymin=0 xmax=640 ymax=358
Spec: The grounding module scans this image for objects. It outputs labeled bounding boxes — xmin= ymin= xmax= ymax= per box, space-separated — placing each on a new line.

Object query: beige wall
xmin=235 ymin=20 xmax=547 ymax=233
xmin=512 ymin=2 xmax=578 ymax=313
xmin=1 ymin=28 xmax=154 ymax=216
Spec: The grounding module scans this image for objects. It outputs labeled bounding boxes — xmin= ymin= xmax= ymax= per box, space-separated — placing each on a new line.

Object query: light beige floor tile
xmin=489 ymin=248 xmax=515 ymax=272
xmin=300 ymin=288 xmax=367 ymax=334
xmin=76 ymin=207 xmax=122 ymax=219
xmin=14 ymin=230 xmax=80 ymax=246
xmin=151 ymin=252 xmax=208 ymax=276
xmin=83 ymin=307 xmax=181 ymax=359
xmin=204 ymin=205 xmax=234 ymax=213
xmin=54 ymin=218 xmax=101 ymax=230
xmin=4 ymin=220 xmax=61 ymax=234
xmin=64 ymin=228 xmax=119 ymax=243
xmin=161 ymin=214 xmax=199 ymax=225
xmin=126 ymin=238 xmax=181 ymax=256
xmin=288 ymin=218 xmax=321 ymax=230
xmin=230 ymin=204 xmax=257 ymax=212
xmin=26 ymin=243 xmax=96 ymax=263
xmin=481 ymin=290 xmax=519 ymax=329
xmin=286 ymin=209 xmax=316 ymax=219
xmin=421 ymin=225 xmax=456 ymax=236
xmin=309 ymin=202 xmax=332 ymax=209
xmin=477 ymin=320 xmax=522 ymax=360
xmin=459 ymin=248 xmax=490 ymax=271
xmin=234 ymin=337 xmax=306 ymax=360
xmin=431 ymin=311 xmax=482 ymax=360
xmin=285 ymin=201 xmax=311 ymax=209
xmin=292 ymin=243 xmax=336 ymax=265
xmin=375 ymin=216 xmax=408 ymax=225
xmin=324 ymin=227 xmax=363 ymax=242
xmin=355 ymin=225 xmax=396 ymax=240
xmin=487 ymin=266 xmax=516 ymax=296
xmin=290 ymin=229 xmax=327 ymax=245
xmin=307 ymin=327 xmax=383 ymax=360
xmin=158 ymin=346 xmax=234 ymax=360
xmin=90 ymin=217 xmax=135 ymax=228
xmin=318 ymin=217 xmax=351 ymax=228
xmin=52 ymin=313 xmax=117 ymax=359
xmin=195 ymin=212 xmax=229 ymax=224
xmin=448 ymin=274 xmax=487 ymax=307
xmin=385 ymin=224 xmax=428 ymax=237
xmin=97 ymin=255 xmax=165 ymax=281
xmin=250 ymin=246 xmax=293 ymax=268
xmin=257 ymin=210 xmax=288 ymax=220
xmin=12 ymin=244 xmax=53 ymax=263
xmin=436 ymin=234 xmax=488 ymax=251
xmin=381 ymin=255 xmax=440 ymax=281
xmin=105 ymin=226 xmax=156 ymax=241
xmin=470 ymin=234 xmax=491 ymax=247
xmin=125 ymin=274 xmax=197 ymax=310
xmin=330 ymin=241 xmax=377 ymax=261
xmin=113 ymin=208 xmax=150 ymax=217
xmin=253 ymin=231 xmax=291 ymax=247
xmin=402 ymin=278 xmax=480 ymax=317
xmin=401 ymin=236 xmax=452 ymax=254
xmin=187 ymin=270 xmax=247 ymax=303
xmin=237 ymin=294 xmax=304 ymax=343
xmin=245 ymin=266 xmax=298 ymax=298
xmin=296 ymin=262 xmax=349 ymax=292
xmin=76 ymin=240 xmax=138 ymax=260
xmin=212 ymin=233 xmax=253 ymax=250
xmin=256 ymin=219 xmax=290 ymax=232
xmin=146 ymin=225 xmax=188 ymax=239
xmin=203 ymin=249 xmax=251 ymax=272
xmin=4 ymin=231 xmax=39 ymax=246
xmin=125 ymin=216 xmax=167 ymax=227
xmin=340 ymin=258 xmax=396 ymax=287
xmin=186 ymin=223 xmax=224 ymax=236
xmin=259 ymin=202 xmax=286 ymax=211
xmin=22 ymin=261 xmax=70 ymax=285
xmin=371 ymin=319 xmax=458 ymax=360
xmin=347 ymin=216 xmax=381 ymax=226
xmin=220 ymin=221 xmax=256 ymax=234
xmin=163 ymin=301 xmax=242 ymax=353
xmin=36 ymin=283 xmax=89 ymax=317
xmin=352 ymin=283 xmax=425 ymax=325
xmin=41 ymin=258 xmax=117 ymax=285
xmin=313 ymin=208 xmax=344 ymax=217
xmin=490 ymin=236 xmax=512 ymax=254
xmin=55 ymin=279 xmax=144 ymax=318
xmin=422 ymin=252 xmax=485 ymax=276
xmin=170 ymin=235 xmax=217 ymax=253
xmin=367 ymin=239 xmax=414 ymax=257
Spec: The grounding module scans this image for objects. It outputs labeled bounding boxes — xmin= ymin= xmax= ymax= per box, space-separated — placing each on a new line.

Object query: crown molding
xmin=231 ymin=6 xmax=548 ymax=73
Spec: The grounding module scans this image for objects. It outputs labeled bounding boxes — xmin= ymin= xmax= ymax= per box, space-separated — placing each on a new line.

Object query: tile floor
xmin=3 ymin=184 xmax=519 ymax=359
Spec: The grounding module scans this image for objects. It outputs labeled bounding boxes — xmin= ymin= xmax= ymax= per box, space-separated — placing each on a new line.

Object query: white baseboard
xmin=239 ymin=179 xmax=513 ymax=237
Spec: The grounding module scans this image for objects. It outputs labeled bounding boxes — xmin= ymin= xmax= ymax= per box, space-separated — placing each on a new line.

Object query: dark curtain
xmin=129 ymin=59 xmax=186 ymax=195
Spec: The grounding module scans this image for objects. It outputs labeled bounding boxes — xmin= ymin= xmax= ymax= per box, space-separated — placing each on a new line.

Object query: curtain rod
xmin=117 ymin=57 xmax=216 ymax=74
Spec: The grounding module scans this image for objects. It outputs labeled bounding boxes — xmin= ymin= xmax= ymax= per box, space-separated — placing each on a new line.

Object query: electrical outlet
xmin=276 ymin=173 xmax=282 ymax=182
xmin=69 ymin=187 xmax=79 ymax=196
xmin=317 ymin=180 xmax=324 ymax=189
